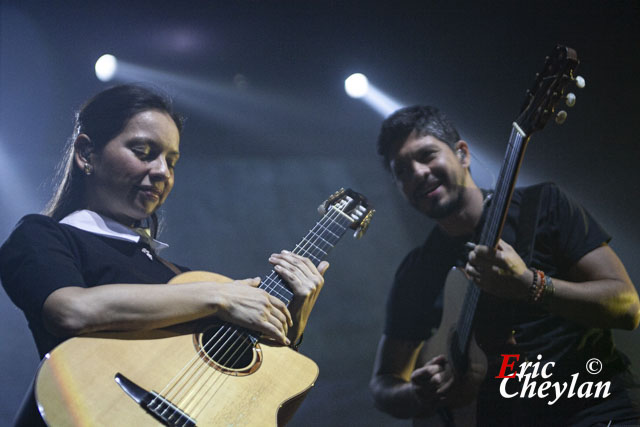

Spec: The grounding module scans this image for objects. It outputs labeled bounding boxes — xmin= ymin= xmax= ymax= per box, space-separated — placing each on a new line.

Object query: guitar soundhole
xmin=194 ymin=325 xmax=262 ymax=376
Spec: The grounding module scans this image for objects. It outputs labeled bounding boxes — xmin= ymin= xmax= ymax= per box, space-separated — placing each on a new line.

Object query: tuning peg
xmin=555 ymin=110 xmax=568 ymax=124
xmin=574 ymin=75 xmax=586 ymax=89
xmin=353 ymin=209 xmax=375 ymax=239
xmin=565 ymin=93 xmax=576 ymax=107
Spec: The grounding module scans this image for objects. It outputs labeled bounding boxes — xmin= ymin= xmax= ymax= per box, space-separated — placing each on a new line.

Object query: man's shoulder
xmin=394 ymin=227 xmax=448 ymax=277
xmin=513 ymin=181 xmax=560 ymax=199
xmin=509 ymin=182 xmax=568 ymax=213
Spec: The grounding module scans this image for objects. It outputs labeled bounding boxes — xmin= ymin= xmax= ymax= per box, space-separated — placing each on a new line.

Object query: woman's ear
xmin=73 ymin=134 xmax=95 ymax=174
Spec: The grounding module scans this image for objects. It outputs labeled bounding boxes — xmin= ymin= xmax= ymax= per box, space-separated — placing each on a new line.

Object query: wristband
xmin=541 ymin=275 xmax=555 ymax=306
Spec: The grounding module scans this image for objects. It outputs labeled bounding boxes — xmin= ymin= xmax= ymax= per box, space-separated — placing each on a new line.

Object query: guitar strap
xmin=156 ymin=254 xmax=184 ymax=275
xmin=515 ymin=183 xmax=546 ymax=265
xmin=133 ymin=228 xmax=183 ymax=276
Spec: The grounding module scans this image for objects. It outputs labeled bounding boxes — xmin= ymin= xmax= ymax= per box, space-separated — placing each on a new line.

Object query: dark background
xmin=1 ymin=1 xmax=639 ymax=425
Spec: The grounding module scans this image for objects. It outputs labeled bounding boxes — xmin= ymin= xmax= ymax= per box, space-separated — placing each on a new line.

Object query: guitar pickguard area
xmin=193 ymin=324 xmax=263 ymax=376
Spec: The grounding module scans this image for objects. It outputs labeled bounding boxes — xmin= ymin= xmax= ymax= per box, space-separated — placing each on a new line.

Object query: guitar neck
xmin=258 ymin=205 xmax=354 ymax=306
xmin=442 ymin=44 xmax=580 ymax=377
xmin=454 ymin=123 xmax=530 ymax=368
xmin=481 ymin=124 xmax=530 ymax=248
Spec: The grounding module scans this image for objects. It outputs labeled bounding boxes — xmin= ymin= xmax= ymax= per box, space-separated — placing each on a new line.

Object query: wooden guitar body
xmin=34 ymin=188 xmax=375 ymax=426
xmin=35 ymin=271 xmax=318 ymax=426
xmin=413 ymin=267 xmax=487 ymax=427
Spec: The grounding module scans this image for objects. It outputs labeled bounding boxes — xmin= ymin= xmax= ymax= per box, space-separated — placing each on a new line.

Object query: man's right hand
xmin=410 ymin=354 xmax=453 ymax=407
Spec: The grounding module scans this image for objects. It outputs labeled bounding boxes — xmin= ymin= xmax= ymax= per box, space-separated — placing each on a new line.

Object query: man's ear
xmin=454 ymin=140 xmax=471 ymax=169
xmin=73 ymin=134 xmax=94 ymax=171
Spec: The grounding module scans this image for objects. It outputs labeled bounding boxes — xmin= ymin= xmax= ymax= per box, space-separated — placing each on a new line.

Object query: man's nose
xmin=411 ymin=160 xmax=430 ymax=178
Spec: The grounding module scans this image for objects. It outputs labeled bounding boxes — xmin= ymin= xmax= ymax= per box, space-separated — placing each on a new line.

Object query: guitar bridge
xmin=115 ymin=373 xmax=197 ymax=426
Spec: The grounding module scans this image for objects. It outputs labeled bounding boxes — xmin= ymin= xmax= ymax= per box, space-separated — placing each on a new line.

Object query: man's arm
xmin=548 ymin=244 xmax=640 ymax=330
xmin=468 ymin=241 xmax=640 ymax=330
xmin=370 ymin=334 xmax=450 ymax=419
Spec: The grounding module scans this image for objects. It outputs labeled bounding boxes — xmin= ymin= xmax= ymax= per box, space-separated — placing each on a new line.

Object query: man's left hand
xmin=465 ymin=239 xmax=532 ymax=301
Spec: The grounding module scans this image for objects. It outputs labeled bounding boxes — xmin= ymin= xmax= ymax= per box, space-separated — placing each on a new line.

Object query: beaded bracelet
xmin=533 ymin=270 xmax=546 ymax=303
xmin=528 ymin=267 xmax=540 ymax=301
xmin=529 ymin=267 xmax=540 ymax=303
xmin=529 ymin=268 xmax=554 ymax=305
xmin=529 ymin=268 xmax=547 ymax=304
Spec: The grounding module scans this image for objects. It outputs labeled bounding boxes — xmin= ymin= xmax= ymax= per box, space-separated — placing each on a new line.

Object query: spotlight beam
xmin=344 ymin=73 xmax=404 ymax=117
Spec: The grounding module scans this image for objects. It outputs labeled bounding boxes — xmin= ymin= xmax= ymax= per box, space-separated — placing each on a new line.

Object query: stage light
xmin=95 ymin=54 xmax=118 ymax=82
xmin=345 ymin=73 xmax=403 ymax=117
xmin=345 ymin=73 xmax=369 ymax=98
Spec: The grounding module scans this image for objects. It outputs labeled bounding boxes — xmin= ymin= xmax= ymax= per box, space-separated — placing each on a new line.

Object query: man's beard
xmin=425 ymin=186 xmax=465 ymax=219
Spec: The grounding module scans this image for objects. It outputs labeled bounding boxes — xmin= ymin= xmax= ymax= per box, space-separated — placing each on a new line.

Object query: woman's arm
xmin=42 ymin=278 xmax=293 ymax=344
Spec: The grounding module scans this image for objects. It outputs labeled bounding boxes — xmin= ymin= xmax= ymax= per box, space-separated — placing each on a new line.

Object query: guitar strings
xmin=147 ymin=209 xmax=342 ymax=423
xmin=146 ymin=204 xmax=351 ymax=422
xmin=185 ymin=207 xmax=348 ymax=418
xmin=457 ymin=127 xmax=525 ymax=354
xmin=182 ymin=206 xmax=348 ymax=419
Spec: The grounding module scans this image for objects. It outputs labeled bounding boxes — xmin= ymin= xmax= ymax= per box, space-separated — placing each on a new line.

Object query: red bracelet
xmin=533 ymin=270 xmax=546 ymax=303
xmin=529 ymin=268 xmax=539 ymax=300
xmin=529 ymin=268 xmax=548 ymax=304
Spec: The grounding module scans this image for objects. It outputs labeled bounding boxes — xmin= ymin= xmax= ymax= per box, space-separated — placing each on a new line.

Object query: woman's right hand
xmin=211 ymin=278 xmax=293 ymax=345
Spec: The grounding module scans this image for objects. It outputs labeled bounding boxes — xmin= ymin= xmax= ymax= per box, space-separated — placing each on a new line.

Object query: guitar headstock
xmin=517 ymin=45 xmax=583 ymax=135
xmin=319 ymin=188 xmax=375 ymax=239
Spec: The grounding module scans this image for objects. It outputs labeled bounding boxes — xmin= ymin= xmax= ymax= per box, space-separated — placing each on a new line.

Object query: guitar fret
xmin=261 ymin=273 xmax=294 ymax=301
xmin=297 ymin=237 xmax=329 ymax=256
xmin=314 ymin=223 xmax=341 ymax=240
xmin=306 ymin=229 xmax=336 ymax=249
xmin=293 ymin=246 xmax=324 ymax=263
xmin=314 ymin=220 xmax=345 ymax=241
xmin=259 ymin=207 xmax=353 ymax=307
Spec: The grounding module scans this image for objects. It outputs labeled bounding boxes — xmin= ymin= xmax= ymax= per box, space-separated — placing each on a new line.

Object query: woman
xmin=0 ymin=84 xmax=328 ymax=425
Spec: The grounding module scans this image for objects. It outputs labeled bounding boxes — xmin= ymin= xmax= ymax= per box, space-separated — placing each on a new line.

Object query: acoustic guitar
xmin=415 ymin=45 xmax=583 ymax=426
xmin=34 ymin=188 xmax=374 ymax=426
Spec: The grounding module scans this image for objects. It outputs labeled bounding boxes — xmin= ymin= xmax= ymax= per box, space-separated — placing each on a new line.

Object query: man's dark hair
xmin=376 ymin=105 xmax=461 ymax=170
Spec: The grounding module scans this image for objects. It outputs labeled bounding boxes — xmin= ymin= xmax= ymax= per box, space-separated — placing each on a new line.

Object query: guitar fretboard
xmin=454 ymin=124 xmax=530 ymax=368
xmin=258 ymin=204 xmax=355 ymax=306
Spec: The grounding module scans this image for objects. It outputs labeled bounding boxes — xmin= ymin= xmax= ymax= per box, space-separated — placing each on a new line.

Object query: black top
xmin=0 ymin=214 xmax=183 ymax=358
xmin=384 ymin=183 xmax=639 ymax=425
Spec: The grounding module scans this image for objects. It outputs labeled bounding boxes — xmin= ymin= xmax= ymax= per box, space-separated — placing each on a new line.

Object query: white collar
xmin=59 ymin=210 xmax=169 ymax=252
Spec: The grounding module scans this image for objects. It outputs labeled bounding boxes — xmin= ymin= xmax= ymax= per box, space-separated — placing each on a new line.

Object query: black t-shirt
xmin=384 ymin=183 xmax=640 ymax=425
xmin=0 ymin=214 xmax=183 ymax=358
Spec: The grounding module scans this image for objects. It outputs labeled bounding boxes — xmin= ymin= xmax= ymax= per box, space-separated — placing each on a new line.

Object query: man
xmin=369 ymin=105 xmax=640 ymax=425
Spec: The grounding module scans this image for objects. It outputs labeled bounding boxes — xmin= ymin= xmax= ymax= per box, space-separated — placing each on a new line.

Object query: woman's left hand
xmin=465 ymin=239 xmax=532 ymax=301
xmin=269 ymin=250 xmax=329 ymax=344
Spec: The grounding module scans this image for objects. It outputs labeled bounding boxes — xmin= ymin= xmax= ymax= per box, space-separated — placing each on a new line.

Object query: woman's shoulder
xmin=15 ymin=213 xmax=59 ymax=227
xmin=10 ymin=213 xmax=63 ymax=235
xmin=2 ymin=214 xmax=69 ymax=250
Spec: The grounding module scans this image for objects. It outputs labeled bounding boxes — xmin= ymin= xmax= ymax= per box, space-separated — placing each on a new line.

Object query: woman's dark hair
xmin=377 ymin=105 xmax=460 ymax=170
xmin=44 ymin=84 xmax=183 ymax=236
